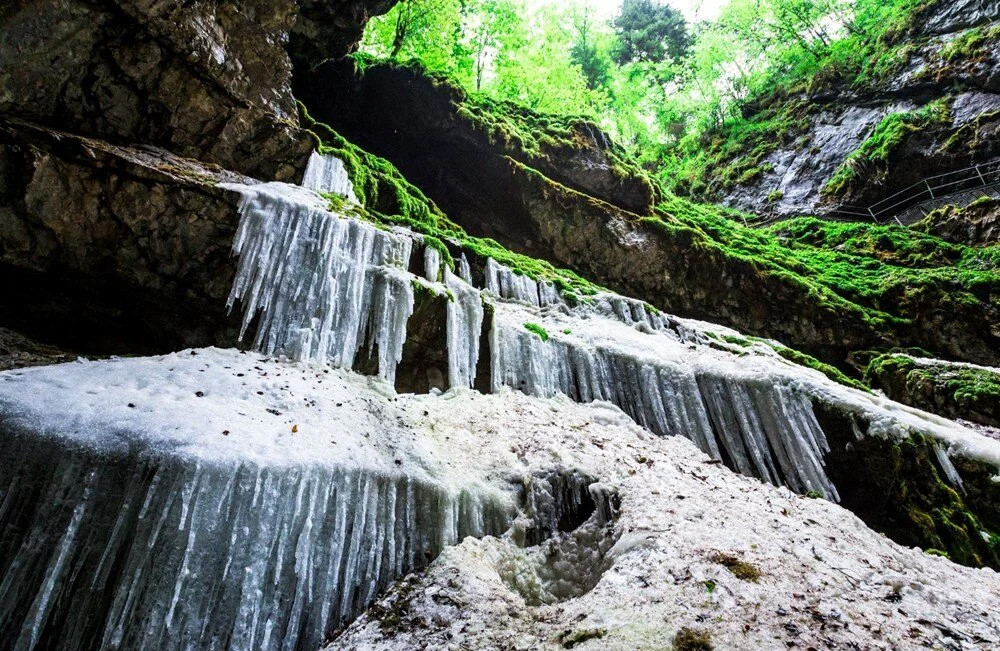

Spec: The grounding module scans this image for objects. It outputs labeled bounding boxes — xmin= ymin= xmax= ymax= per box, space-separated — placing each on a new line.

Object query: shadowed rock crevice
xmin=818 ymin=402 xmax=1000 ymax=568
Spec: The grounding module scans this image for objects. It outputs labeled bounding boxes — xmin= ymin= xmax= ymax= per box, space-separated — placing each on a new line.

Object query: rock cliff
xmin=672 ymin=1 xmax=1000 ymax=221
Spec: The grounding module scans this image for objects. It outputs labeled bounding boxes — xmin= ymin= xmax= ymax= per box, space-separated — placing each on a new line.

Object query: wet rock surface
xmin=295 ymin=60 xmax=657 ymax=231
xmin=913 ymin=197 xmax=1000 ymax=245
xmin=0 ymin=0 xmax=319 ymax=181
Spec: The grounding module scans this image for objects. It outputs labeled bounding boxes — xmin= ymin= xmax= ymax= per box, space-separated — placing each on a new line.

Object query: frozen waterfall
xmin=0 ymin=351 xmax=514 ymax=651
xmin=219 ymin=153 xmax=974 ymax=502
xmin=300 ymin=151 xmax=359 ymax=203
xmin=489 ymin=302 xmax=837 ymax=499
xmin=224 ymin=182 xmax=414 ymax=384
xmin=219 ymin=169 xmax=841 ymax=496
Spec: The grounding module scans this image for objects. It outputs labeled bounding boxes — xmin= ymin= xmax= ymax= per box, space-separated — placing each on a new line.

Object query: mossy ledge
xmin=864 ymin=353 xmax=1000 ymax=428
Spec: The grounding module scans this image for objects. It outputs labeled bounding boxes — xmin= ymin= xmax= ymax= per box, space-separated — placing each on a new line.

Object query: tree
xmin=569 ymin=6 xmax=611 ymax=91
xmin=612 ymin=0 xmax=691 ymax=66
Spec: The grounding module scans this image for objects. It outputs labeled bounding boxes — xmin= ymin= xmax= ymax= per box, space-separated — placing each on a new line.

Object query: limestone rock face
xmin=290 ymin=0 xmax=400 ymax=64
xmin=0 ymin=0 xmax=345 ymax=181
xmin=0 ymin=119 xmax=246 ymax=353
xmin=295 ymin=60 xmax=657 ymax=231
xmin=918 ymin=0 xmax=1000 ymax=35
xmin=686 ymin=3 xmax=1000 ymax=219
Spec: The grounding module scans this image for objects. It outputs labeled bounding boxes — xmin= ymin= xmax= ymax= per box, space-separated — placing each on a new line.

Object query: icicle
xmin=0 ymin=437 xmax=513 ymax=651
xmin=222 ymin=182 xmax=413 ymax=382
xmin=300 ymin=151 xmax=360 ymax=203
xmin=445 ymin=268 xmax=484 ymax=389
xmin=934 ymin=444 xmax=964 ymax=489
xmin=423 ymin=243 xmax=441 ymax=282
xmin=457 ymin=254 xmax=473 ymax=283
xmin=488 ymin=304 xmax=839 ymax=499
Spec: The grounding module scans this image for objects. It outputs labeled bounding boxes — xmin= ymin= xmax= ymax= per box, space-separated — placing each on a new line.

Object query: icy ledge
xmin=3 ymin=351 xmax=1000 ymax=650
xmin=219 ymin=174 xmax=1000 ymax=501
xmin=0 ymin=350 xmax=513 ymax=651
xmin=329 ymin=384 xmax=1000 ymax=650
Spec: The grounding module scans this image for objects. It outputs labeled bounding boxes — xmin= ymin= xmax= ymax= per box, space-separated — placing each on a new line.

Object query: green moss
xmin=301 ymin=104 xmax=606 ymax=299
xmin=865 ymin=353 xmax=1000 ymax=423
xmin=664 ymin=100 xmax=812 ymax=199
xmin=673 ymin=627 xmax=713 ymax=651
xmin=300 ymin=102 xmax=459 ymax=233
xmin=646 ymin=196 xmax=999 ymax=344
xmin=709 ymin=552 xmax=762 ymax=582
xmin=824 ymin=422 xmax=1000 ymax=569
xmin=925 ymin=548 xmax=949 ymax=558
xmin=767 ymin=344 xmax=869 ymax=392
xmin=422 ymin=234 xmax=454 ymax=270
xmin=767 ymin=189 xmax=784 ymax=203
xmin=823 ymin=99 xmax=952 ymax=198
xmin=523 ymin=322 xmax=549 ymax=342
xmin=938 ymin=25 xmax=1000 ymax=62
xmin=939 ymin=109 xmax=1000 ymax=154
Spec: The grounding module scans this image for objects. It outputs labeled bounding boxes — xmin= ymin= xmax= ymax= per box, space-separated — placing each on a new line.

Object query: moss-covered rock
xmin=819 ymin=403 xmax=1000 ymax=569
xmin=293 ymin=57 xmax=657 ymax=229
xmin=913 ymin=196 xmax=1000 ymax=246
xmin=865 ymin=353 xmax=1000 ymax=427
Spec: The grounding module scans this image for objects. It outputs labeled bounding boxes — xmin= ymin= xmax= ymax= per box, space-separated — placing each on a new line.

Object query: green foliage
xmin=523 ymin=322 xmax=550 ymax=341
xmin=938 ymin=25 xmax=999 ymax=61
xmin=822 ymin=99 xmax=952 ymax=198
xmin=663 ymin=99 xmax=812 ymax=196
xmin=612 ymin=0 xmax=690 ymax=66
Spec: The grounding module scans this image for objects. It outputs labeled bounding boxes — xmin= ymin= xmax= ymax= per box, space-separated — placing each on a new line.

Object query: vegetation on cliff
xmin=865 ymin=353 xmax=1000 ymax=426
xmin=822 ymin=99 xmax=952 ymax=198
xmin=359 ymin=0 xmax=941 ymax=187
xmin=649 ymin=198 xmax=999 ymax=333
xmin=302 ymin=107 xmax=605 ymax=302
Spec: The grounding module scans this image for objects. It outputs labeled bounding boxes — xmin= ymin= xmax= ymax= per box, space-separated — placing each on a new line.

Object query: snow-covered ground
xmin=329 ymin=380 xmax=1000 ymax=650
xmin=2 ymin=349 xmax=999 ymax=650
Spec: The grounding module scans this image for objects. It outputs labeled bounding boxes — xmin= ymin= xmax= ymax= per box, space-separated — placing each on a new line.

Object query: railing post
xmin=977 ymin=164 xmax=986 ymax=186
xmin=868 ymin=207 xmax=876 ymax=223
xmin=925 ymin=179 xmax=935 ymax=199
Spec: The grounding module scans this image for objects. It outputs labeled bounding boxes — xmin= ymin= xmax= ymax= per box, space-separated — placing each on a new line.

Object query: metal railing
xmin=828 ymin=159 xmax=1000 ymax=225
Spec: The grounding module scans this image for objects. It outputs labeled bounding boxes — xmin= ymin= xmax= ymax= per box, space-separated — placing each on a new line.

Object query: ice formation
xmin=0 ymin=351 xmax=514 ymax=651
xmin=224 ymin=182 xmax=414 ymax=383
xmin=329 ymin=386 xmax=1000 ymax=651
xmin=422 ymin=243 xmax=441 ymax=282
xmin=444 ymin=267 xmax=484 ymax=389
xmin=489 ymin=302 xmax=837 ymax=498
xmin=219 ymin=162 xmax=992 ymax=499
xmin=300 ymin=151 xmax=359 ymax=203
